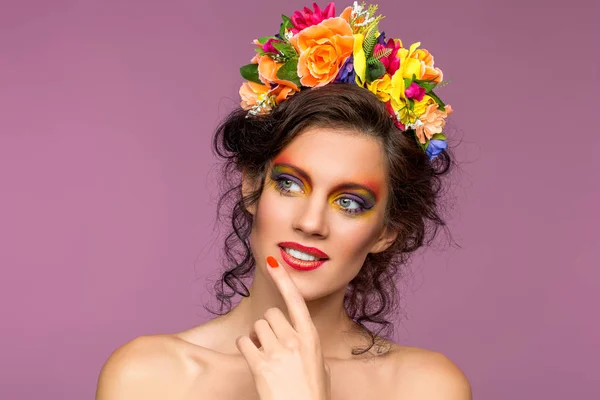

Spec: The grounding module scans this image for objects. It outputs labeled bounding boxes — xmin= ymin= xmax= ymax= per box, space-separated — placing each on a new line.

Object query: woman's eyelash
xmin=334 ymin=196 xmax=368 ymax=214
xmin=271 ymin=173 xmax=303 ymax=194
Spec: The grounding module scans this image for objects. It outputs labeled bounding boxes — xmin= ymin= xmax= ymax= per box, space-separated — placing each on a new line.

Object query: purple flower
xmin=405 ymin=82 xmax=427 ymax=102
xmin=426 ymin=139 xmax=447 ymax=160
xmin=334 ymin=56 xmax=356 ymax=83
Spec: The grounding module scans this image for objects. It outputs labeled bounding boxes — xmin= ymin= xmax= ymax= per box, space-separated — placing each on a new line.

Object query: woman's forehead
xmin=272 ymin=127 xmax=387 ymax=189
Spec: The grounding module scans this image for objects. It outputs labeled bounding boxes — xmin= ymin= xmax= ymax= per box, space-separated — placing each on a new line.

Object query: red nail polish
xmin=266 ymin=256 xmax=279 ymax=268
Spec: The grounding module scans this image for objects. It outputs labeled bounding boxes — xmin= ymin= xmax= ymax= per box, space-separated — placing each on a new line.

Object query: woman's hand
xmin=235 ymin=256 xmax=331 ymax=400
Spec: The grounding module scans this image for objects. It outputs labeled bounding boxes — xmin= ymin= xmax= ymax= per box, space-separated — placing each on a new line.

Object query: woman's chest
xmin=190 ymin=357 xmax=397 ymax=400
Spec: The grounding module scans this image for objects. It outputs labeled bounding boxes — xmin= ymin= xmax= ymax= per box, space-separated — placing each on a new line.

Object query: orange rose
xmin=272 ymin=85 xmax=296 ymax=104
xmin=239 ymin=81 xmax=270 ymax=111
xmin=239 ymin=80 xmax=296 ymax=113
xmin=412 ymin=49 xmax=443 ymax=83
xmin=256 ymin=55 xmax=300 ymax=93
xmin=289 ymin=17 xmax=354 ymax=87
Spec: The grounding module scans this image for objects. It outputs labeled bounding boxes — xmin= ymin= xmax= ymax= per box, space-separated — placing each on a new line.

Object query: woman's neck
xmin=216 ymin=268 xmax=365 ymax=360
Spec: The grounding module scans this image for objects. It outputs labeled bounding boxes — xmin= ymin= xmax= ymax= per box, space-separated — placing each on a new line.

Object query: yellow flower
xmin=397 ymin=42 xmax=423 ymax=80
xmin=389 ymin=95 xmax=436 ymax=126
xmin=394 ymin=41 xmax=444 ymax=83
xmin=366 ymin=74 xmax=392 ymax=102
xmin=413 ymin=95 xmax=435 ymax=116
xmin=353 ymin=33 xmax=366 ymax=85
xmin=388 ymin=42 xmax=443 ymax=109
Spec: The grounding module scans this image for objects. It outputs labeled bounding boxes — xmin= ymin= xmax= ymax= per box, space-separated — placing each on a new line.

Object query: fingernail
xmin=266 ymin=256 xmax=279 ymax=268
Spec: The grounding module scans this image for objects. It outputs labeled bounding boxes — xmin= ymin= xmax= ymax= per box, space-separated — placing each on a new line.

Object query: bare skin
xmin=96 ymin=128 xmax=472 ymax=399
xmin=96 ymin=326 xmax=470 ymax=399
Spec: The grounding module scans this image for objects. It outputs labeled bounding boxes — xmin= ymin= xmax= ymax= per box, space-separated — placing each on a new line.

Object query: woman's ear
xmin=369 ymin=225 xmax=399 ymax=254
xmin=241 ymin=169 xmax=260 ymax=215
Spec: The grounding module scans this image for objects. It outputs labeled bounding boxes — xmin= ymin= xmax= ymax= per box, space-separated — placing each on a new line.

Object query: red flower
xmin=291 ymin=2 xmax=336 ymax=34
xmin=374 ymin=38 xmax=402 ymax=75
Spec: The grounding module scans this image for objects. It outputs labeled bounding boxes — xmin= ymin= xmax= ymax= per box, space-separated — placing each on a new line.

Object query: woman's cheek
xmin=333 ymin=206 xmax=382 ymax=235
xmin=342 ymin=223 xmax=380 ymax=255
xmin=255 ymin=190 xmax=292 ymax=232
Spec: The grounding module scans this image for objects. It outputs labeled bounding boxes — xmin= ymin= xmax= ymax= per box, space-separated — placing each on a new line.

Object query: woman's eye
xmin=276 ymin=178 xmax=303 ymax=193
xmin=334 ymin=197 xmax=364 ymax=213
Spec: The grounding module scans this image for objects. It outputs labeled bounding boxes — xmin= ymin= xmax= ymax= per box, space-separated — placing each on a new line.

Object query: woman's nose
xmin=291 ymin=196 xmax=329 ymax=238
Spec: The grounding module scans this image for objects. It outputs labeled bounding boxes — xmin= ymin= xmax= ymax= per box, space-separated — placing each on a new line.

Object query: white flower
xmin=352 ymin=1 xmax=363 ymax=15
xmin=405 ymin=119 xmax=425 ymax=130
xmin=351 ymin=1 xmax=375 ymax=27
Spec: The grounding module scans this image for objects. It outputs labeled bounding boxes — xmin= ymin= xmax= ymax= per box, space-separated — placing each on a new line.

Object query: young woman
xmin=96 ymin=3 xmax=471 ymax=399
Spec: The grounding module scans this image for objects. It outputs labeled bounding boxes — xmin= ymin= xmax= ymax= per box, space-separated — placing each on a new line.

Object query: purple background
xmin=1 ymin=0 xmax=598 ymax=398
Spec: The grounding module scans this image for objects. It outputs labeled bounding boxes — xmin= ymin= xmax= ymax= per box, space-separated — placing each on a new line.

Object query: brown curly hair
xmin=206 ymin=83 xmax=455 ymax=356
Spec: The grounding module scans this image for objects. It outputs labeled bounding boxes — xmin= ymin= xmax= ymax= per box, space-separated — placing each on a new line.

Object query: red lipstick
xmin=278 ymin=242 xmax=329 ymax=258
xmin=278 ymin=242 xmax=329 ymax=271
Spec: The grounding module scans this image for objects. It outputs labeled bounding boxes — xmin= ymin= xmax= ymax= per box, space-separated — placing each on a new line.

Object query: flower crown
xmin=239 ymin=1 xmax=453 ymax=160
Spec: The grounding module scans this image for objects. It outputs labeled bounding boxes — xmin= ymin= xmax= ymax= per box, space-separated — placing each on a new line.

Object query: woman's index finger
xmin=266 ymin=256 xmax=313 ymax=332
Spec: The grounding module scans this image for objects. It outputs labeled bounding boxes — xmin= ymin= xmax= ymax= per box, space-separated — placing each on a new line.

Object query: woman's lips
xmin=278 ymin=241 xmax=329 ymax=259
xmin=279 ymin=247 xmax=327 ymax=271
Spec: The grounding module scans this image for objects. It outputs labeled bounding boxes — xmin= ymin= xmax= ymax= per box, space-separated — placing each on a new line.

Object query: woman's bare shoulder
xmin=95 ymin=333 xmax=208 ymax=400
xmin=389 ymin=343 xmax=472 ymax=399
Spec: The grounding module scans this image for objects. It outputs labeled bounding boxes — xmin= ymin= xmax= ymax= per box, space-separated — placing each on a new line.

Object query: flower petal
xmin=353 ymin=34 xmax=366 ymax=84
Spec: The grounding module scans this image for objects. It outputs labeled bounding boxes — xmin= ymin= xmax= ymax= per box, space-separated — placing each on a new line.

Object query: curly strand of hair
xmin=205 ymin=85 xmax=457 ymax=358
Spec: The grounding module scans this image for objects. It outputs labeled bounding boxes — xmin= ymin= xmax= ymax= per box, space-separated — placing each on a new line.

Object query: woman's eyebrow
xmin=330 ymin=183 xmax=379 ymax=202
xmin=272 ymin=162 xmax=379 ymax=202
xmin=272 ymin=163 xmax=312 ymax=186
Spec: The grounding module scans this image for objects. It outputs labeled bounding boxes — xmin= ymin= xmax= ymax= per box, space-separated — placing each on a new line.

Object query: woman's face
xmin=246 ymin=126 xmax=397 ymax=301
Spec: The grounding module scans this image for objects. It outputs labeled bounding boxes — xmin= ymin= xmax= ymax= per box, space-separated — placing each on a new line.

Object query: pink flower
xmin=291 ymin=2 xmax=336 ymax=34
xmin=405 ymin=82 xmax=426 ymax=101
xmin=262 ymin=38 xmax=282 ymax=54
xmin=374 ymin=38 xmax=402 ymax=75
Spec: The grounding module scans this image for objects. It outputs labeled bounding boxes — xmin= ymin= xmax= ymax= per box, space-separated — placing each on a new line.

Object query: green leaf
xmin=418 ymin=81 xmax=437 ymax=93
xmin=280 ymin=15 xmax=293 ymax=38
xmin=276 ymin=58 xmax=301 ymax=87
xmin=365 ymin=61 xmax=386 ymax=83
xmin=407 ymin=98 xmax=415 ymax=111
xmin=372 ymin=47 xmax=392 ymax=60
xmin=282 ymin=14 xmax=293 ymax=25
xmin=428 ymin=91 xmax=446 ymax=111
xmin=434 ymin=79 xmax=452 ymax=88
xmin=362 ymin=27 xmax=378 ymax=58
xmin=413 ymin=78 xmax=438 ymax=92
xmin=240 ymin=63 xmax=262 ymax=84
xmin=403 ymin=78 xmax=413 ymax=89
xmin=431 ymin=133 xmax=447 ymax=141
xmin=272 ymin=42 xmax=297 ymax=58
